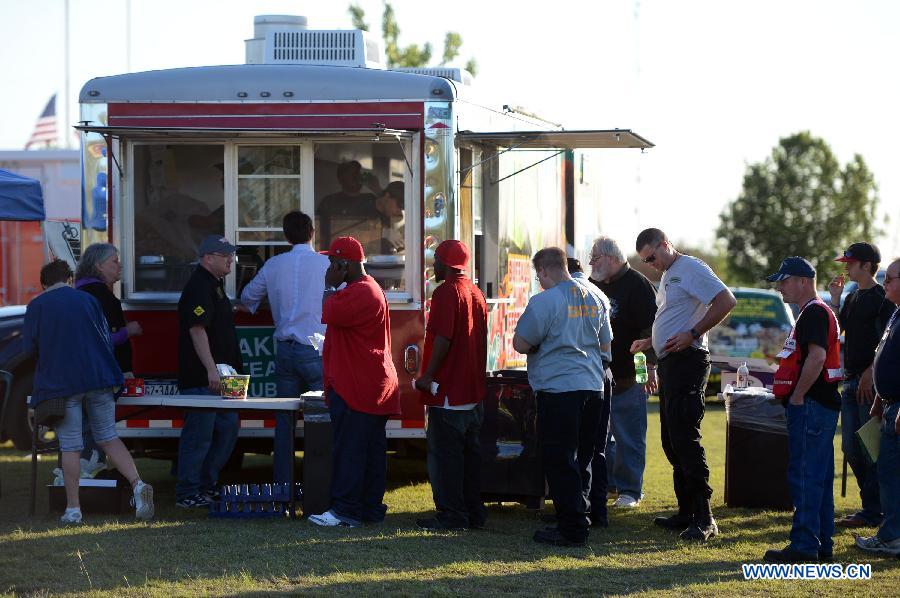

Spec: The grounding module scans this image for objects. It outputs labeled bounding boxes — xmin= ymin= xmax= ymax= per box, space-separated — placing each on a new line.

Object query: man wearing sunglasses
xmin=631 ymin=228 xmax=735 ymax=542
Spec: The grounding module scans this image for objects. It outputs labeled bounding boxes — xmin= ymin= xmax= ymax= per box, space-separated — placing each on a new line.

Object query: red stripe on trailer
xmin=127 ymin=420 xmax=149 ymax=428
xmin=108 ymin=102 xmax=424 ymax=130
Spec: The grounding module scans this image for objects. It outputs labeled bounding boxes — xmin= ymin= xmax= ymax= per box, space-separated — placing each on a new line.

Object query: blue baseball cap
xmin=766 ymin=257 xmax=816 ymax=282
xmin=197 ymin=235 xmax=237 ymax=257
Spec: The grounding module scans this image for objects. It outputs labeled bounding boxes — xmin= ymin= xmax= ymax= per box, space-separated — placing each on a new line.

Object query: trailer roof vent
xmin=392 ymin=67 xmax=473 ymax=86
xmin=263 ymin=29 xmax=384 ymax=69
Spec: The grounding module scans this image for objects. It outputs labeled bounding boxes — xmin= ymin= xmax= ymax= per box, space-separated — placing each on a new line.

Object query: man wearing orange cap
xmin=308 ymin=236 xmax=401 ymax=528
xmin=414 ymin=240 xmax=489 ymax=531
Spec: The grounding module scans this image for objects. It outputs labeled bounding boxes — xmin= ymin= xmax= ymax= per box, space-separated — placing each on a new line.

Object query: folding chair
xmin=27 ymin=395 xmax=60 ymax=517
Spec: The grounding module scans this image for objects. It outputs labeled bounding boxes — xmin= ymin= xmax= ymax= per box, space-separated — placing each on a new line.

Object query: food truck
xmin=74 ymin=15 xmax=652 ymax=458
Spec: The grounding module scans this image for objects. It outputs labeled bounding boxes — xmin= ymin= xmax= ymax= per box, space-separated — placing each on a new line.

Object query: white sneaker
xmin=308 ymin=510 xmax=357 ymax=527
xmin=855 ymin=534 xmax=900 ymax=555
xmin=60 ymin=508 xmax=83 ymax=524
xmin=613 ymin=495 xmax=640 ymax=508
xmin=133 ymin=481 xmax=155 ymax=520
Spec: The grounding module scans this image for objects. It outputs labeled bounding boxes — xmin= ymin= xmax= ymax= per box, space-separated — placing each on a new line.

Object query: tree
xmin=717 ymin=131 xmax=881 ymax=287
xmin=348 ymin=2 xmax=478 ymax=76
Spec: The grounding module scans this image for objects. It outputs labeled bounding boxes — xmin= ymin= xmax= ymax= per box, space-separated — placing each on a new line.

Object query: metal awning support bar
xmin=491 ymin=150 xmax=565 ymax=185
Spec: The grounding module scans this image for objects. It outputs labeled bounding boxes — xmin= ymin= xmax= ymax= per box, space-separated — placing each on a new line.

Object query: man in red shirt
xmin=308 ymin=237 xmax=400 ymax=528
xmin=415 ymin=240 xmax=488 ymax=530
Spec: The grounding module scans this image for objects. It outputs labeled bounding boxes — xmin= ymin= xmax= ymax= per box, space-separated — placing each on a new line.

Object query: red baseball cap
xmin=320 ymin=236 xmax=365 ymax=262
xmin=435 ymin=240 xmax=469 ymax=270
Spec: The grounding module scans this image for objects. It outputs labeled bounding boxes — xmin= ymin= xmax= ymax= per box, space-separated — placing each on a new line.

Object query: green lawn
xmin=1 ymin=402 xmax=897 ymax=596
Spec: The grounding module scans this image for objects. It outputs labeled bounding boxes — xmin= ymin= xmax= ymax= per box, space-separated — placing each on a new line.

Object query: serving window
xmin=314 ymin=141 xmax=410 ymax=293
xmin=130 ymin=143 xmax=224 ymax=295
xmin=124 ymin=137 xmax=417 ymax=305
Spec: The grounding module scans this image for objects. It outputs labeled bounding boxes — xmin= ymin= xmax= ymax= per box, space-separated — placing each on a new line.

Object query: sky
xmin=1 ymin=0 xmax=898 ymax=257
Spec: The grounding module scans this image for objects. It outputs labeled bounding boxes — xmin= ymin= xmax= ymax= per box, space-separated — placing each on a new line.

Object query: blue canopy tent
xmin=0 ymin=169 xmax=46 ymax=222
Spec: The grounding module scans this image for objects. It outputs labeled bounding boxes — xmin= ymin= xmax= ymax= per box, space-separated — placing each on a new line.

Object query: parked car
xmin=707 ymin=287 xmax=795 ymax=394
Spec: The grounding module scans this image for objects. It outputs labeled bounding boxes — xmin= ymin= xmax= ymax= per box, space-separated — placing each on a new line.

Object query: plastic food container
xmin=121 ymin=378 xmax=145 ymax=397
xmin=221 ymin=375 xmax=251 ymax=400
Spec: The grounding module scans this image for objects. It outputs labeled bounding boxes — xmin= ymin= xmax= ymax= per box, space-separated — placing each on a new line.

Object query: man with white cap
xmin=415 ymin=240 xmax=488 ymax=531
xmin=175 ymin=235 xmax=243 ymax=508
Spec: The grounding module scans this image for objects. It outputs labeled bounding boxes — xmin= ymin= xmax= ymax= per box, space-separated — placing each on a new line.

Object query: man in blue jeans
xmin=764 ymin=257 xmax=843 ymax=563
xmin=856 ymin=257 xmax=900 ymax=556
xmin=827 ymin=242 xmax=893 ymax=528
xmin=175 ymin=235 xmax=243 ymax=508
xmin=241 ymin=211 xmax=329 ymax=484
xmin=588 ymin=236 xmax=658 ymax=509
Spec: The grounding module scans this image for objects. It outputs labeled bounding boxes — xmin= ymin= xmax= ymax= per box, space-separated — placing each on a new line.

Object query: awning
xmin=0 ymin=169 xmax=45 ymax=221
xmin=457 ymin=129 xmax=653 ymax=150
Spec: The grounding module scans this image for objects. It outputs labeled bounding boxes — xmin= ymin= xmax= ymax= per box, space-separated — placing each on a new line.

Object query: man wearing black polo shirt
xmin=856 ymin=257 xmax=900 ymax=556
xmin=764 ymin=257 xmax=842 ymax=563
xmin=175 ymin=235 xmax=243 ymax=508
xmin=828 ymin=242 xmax=894 ymax=528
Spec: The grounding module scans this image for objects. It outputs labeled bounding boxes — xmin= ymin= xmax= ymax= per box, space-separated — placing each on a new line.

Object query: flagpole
xmin=126 ymin=0 xmax=132 ymax=72
xmin=64 ymin=0 xmax=70 ymax=148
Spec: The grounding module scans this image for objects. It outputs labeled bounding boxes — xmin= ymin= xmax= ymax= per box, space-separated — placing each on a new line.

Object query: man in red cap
xmin=414 ymin=240 xmax=488 ymax=530
xmin=828 ymin=242 xmax=894 ymax=528
xmin=308 ymin=236 xmax=401 ymax=528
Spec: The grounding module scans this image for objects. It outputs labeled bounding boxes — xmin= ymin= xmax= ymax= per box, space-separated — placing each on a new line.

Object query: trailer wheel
xmin=5 ymin=370 xmax=56 ymax=451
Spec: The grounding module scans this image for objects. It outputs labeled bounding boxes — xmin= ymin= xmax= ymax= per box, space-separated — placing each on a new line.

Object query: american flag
xmin=25 ymin=94 xmax=57 ymax=149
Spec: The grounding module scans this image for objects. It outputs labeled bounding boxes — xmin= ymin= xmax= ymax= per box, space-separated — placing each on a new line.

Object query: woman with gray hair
xmin=75 ymin=243 xmax=143 ymax=375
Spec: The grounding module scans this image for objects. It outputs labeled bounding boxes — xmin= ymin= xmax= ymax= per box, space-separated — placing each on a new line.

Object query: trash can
xmin=724 ymin=388 xmax=792 ymax=510
xmin=302 ymin=393 xmax=332 ymax=516
xmin=480 ymin=370 xmax=545 ymax=509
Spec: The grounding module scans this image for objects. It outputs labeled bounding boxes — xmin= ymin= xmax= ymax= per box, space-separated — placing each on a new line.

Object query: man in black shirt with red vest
xmin=828 ymin=242 xmax=894 ymax=528
xmin=764 ymin=257 xmax=842 ymax=564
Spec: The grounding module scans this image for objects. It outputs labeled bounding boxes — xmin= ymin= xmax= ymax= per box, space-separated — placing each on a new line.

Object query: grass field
xmin=1 ymin=401 xmax=898 ymax=596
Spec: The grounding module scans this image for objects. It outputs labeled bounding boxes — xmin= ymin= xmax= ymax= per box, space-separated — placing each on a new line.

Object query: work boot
xmin=654 ymin=494 xmax=693 ymax=531
xmin=654 ymin=511 xmax=693 ymax=530
xmin=679 ymin=496 xmax=718 ymax=541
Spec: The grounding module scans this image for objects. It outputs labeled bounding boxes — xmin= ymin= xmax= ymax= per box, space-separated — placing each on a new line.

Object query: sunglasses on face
xmin=641 ymin=242 xmax=662 ymax=264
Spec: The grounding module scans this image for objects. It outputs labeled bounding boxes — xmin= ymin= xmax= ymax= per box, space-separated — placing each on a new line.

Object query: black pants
xmin=657 ymin=348 xmax=712 ymax=515
xmin=537 ymin=390 xmax=598 ymax=543
xmin=426 ymin=403 xmax=487 ymax=528
xmin=578 ymin=379 xmax=611 ymax=524
xmin=328 ymin=390 xmax=390 ymax=525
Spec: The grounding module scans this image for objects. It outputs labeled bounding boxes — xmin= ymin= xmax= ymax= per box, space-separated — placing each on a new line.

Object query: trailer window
xmin=314 ymin=143 xmax=407 ymax=292
xmin=132 ymin=144 xmax=224 ymax=293
xmin=236 ymin=146 xmax=302 ymax=243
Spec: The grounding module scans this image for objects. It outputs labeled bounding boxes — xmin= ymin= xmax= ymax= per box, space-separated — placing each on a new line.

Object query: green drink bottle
xmin=634 ymin=351 xmax=648 ymax=384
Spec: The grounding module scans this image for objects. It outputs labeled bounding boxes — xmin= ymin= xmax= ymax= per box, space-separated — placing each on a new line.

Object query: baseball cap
xmin=836 ymin=242 xmax=881 ymax=264
xmin=434 ymin=240 xmax=469 ymax=270
xmin=766 ymin=257 xmax=816 ymax=282
xmin=320 ymin=236 xmax=365 ymax=262
xmin=198 ymin=235 xmax=237 ymax=257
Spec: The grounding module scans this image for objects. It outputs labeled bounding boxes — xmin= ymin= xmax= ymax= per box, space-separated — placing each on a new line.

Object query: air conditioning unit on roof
xmin=393 ymin=67 xmax=473 ymax=85
xmin=264 ymin=29 xmax=384 ymax=69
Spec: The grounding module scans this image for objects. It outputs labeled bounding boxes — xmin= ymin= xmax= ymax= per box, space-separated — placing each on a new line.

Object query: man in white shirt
xmin=240 ymin=211 xmax=330 ymax=484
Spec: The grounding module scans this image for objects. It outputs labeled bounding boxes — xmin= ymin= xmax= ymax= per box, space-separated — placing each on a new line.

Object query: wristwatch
xmin=690 ymin=327 xmax=702 ymax=340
